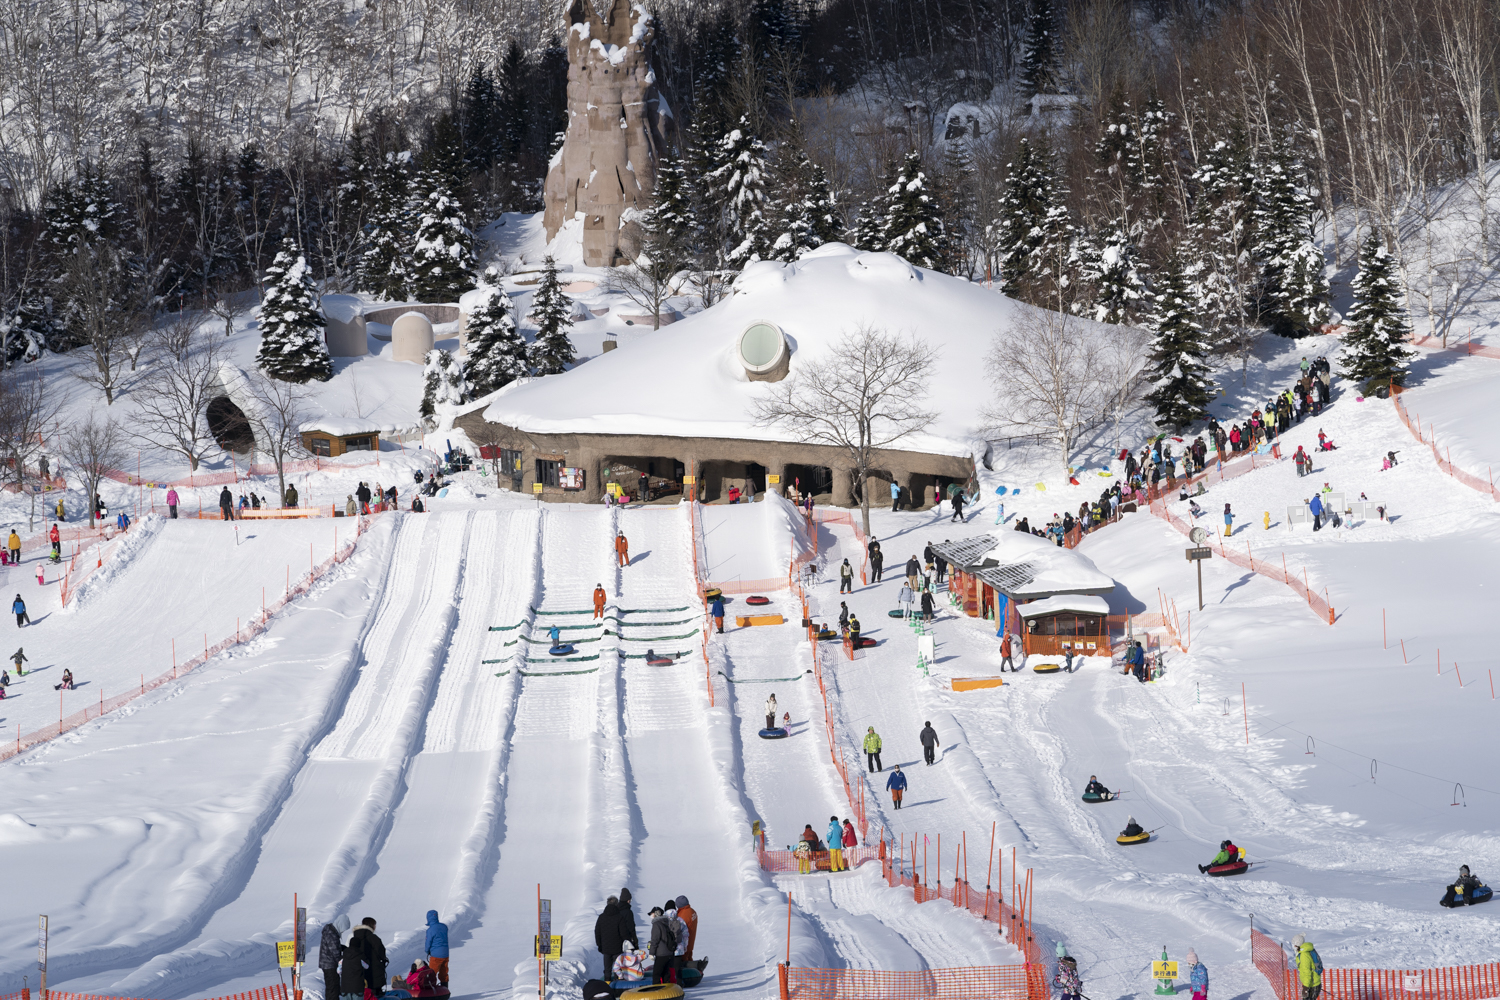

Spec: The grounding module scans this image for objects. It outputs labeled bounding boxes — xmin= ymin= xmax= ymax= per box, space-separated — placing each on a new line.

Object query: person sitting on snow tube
xmin=1084 ymin=776 xmax=1112 ymax=798
xmin=1442 ymin=865 xmax=1485 ymax=906
xmin=1199 ymin=839 xmax=1240 ymax=872
xmin=1121 ymin=816 xmax=1144 ymax=838
xmin=406 ymin=961 xmax=440 ymax=995
xmin=612 ymin=945 xmax=648 ymax=984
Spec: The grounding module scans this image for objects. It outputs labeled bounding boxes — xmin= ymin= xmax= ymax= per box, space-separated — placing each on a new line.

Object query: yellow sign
xmin=607 ymin=483 xmax=621 ymax=496
xmin=768 ymin=475 xmax=781 ymax=485
xmin=682 ymin=476 xmax=696 ymax=485
xmin=752 ymin=819 xmax=762 ymax=837
xmin=532 ymin=482 xmax=544 ymax=495
xmin=277 ymin=941 xmax=296 ymax=968
xmin=1153 ymin=962 xmax=1179 ymax=980
xmin=535 ymin=934 xmax=562 ymax=960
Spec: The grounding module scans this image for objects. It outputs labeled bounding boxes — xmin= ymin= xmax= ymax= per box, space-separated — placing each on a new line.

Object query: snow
xmin=955 ymin=529 xmax=1116 ymax=598
xmin=1016 ymin=593 xmax=1110 ymax=618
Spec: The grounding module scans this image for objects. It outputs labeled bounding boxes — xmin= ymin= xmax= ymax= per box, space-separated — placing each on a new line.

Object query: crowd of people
xmin=317 ymin=911 xmax=451 ymax=1000
xmin=592 ymin=888 xmax=706 ymax=988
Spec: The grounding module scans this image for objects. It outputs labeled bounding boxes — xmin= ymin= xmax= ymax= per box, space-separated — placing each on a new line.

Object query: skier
xmin=839 ymin=559 xmax=854 ymax=594
xmin=615 ymin=532 xmax=630 ymax=567
xmin=950 ymin=490 xmax=966 ymax=522
xmin=898 ymin=583 xmax=915 ymax=618
xmin=710 ymin=594 xmax=725 ymax=634
xmin=1294 ymin=936 xmax=1322 ymax=1000
xmin=593 ymin=584 xmax=607 ymax=620
xmin=317 ymin=915 xmax=349 ymax=1000
xmin=12 ymin=648 xmax=26 ymax=674
xmin=1085 ymin=775 xmax=1112 ymax=798
xmin=864 ymin=727 xmax=883 ymax=772
xmin=55 ymin=668 xmax=74 ymax=690
xmin=1441 ymin=865 xmax=1485 ymax=907
xmin=886 ymin=765 xmax=907 ymax=809
xmin=765 ymin=692 xmax=778 ymax=731
xmin=827 ymin=816 xmax=845 ymax=872
xmin=424 ymin=910 xmax=450 ymax=987
xmin=919 ymin=721 xmax=939 ymax=765
xmin=1187 ymin=949 xmax=1208 ymax=1000
xmin=1198 ymin=839 xmax=1240 ymax=873
xmin=13 ymin=594 xmax=28 ymax=627
xmin=867 ymin=537 xmax=883 ymax=582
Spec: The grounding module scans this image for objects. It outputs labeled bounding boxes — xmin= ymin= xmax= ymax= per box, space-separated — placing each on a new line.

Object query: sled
xmin=1081 ymin=791 xmax=1115 ymax=803
xmin=1033 ymin=662 xmax=1063 ymax=674
xmin=621 ymin=984 xmax=685 ymax=1000
xmin=645 ymin=655 xmax=675 ymax=666
xmin=1116 ymin=830 xmax=1151 ymax=845
xmin=745 ymin=595 xmax=771 ymax=606
xmin=758 ymin=727 xmax=789 ymax=739
xmin=1441 ymin=884 xmax=1493 ymax=908
xmin=548 ymin=644 xmax=578 ymax=656
xmin=703 ymin=588 xmax=723 ymax=601
xmin=1035 ymin=483 xmax=1046 ymax=490
xmin=1205 ymin=859 xmax=1250 ymax=877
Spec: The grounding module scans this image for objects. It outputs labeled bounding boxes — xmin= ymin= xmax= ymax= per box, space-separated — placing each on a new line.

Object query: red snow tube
xmin=1205 ymin=860 xmax=1250 ymax=877
xmin=746 ymin=595 xmax=771 ymax=605
xmin=646 ymin=655 xmax=674 ymax=666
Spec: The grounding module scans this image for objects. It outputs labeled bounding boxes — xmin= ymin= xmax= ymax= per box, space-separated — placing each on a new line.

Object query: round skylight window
xmin=738 ymin=321 xmax=790 ymax=381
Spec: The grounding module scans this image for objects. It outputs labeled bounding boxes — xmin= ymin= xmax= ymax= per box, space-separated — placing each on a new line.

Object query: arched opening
xmin=207 ymin=396 xmax=255 ymax=453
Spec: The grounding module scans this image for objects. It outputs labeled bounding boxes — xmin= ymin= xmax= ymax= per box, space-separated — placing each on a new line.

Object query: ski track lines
xmin=0 ymin=517 xmax=402 ymax=996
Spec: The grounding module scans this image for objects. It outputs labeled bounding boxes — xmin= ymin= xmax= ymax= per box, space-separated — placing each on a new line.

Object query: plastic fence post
xmin=1242 ymin=683 xmax=1249 ymax=744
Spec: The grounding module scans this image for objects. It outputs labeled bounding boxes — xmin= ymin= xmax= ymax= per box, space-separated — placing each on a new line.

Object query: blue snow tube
xmin=549 ymin=644 xmax=577 ymax=656
xmin=758 ymin=727 xmax=789 ymax=739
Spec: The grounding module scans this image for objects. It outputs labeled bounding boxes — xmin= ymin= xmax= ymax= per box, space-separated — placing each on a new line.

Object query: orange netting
xmin=1391 ymin=385 xmax=1500 ymax=502
xmin=1408 ymin=331 xmax=1500 ymax=360
xmin=3 ymin=518 xmax=371 ymax=763
xmin=759 ymin=845 xmax=882 ymax=872
xmin=5 ymin=985 xmax=287 ymax=1000
xmin=781 ymin=964 xmax=1035 ymax=1000
xmin=1251 ymin=928 xmax=1500 ymax=1000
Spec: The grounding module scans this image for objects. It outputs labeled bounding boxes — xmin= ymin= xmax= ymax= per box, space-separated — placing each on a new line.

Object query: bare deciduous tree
xmin=63 ymin=245 xmax=133 ymax=404
xmin=242 ymin=370 xmax=308 ymax=505
xmin=607 ymin=260 xmax=681 ymax=331
xmin=154 ymin=310 xmax=205 ymax=362
xmin=58 ymin=414 xmax=126 ymax=529
xmin=985 ymin=309 xmax=1105 ymax=474
xmin=751 ymin=324 xmax=938 ymax=535
xmin=0 ymin=370 xmax=61 ymax=491
xmin=133 ymin=332 xmax=224 ymax=471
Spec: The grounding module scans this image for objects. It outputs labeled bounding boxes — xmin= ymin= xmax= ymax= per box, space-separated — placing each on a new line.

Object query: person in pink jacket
xmin=842 ymin=819 xmax=858 ymax=853
xmin=165 ymin=488 xmax=180 ymax=519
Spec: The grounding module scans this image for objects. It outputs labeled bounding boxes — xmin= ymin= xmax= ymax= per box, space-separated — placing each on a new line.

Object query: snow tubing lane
xmin=1033 ymin=662 xmax=1063 ymax=673
xmin=746 ymin=595 xmax=771 ymax=605
xmin=1116 ymin=832 xmax=1150 ymax=845
xmin=1206 ymin=861 xmax=1250 ymax=877
xmin=1442 ymin=885 xmax=1493 ymax=907
xmin=621 ymin=985 xmax=685 ymax=1000
xmin=548 ymin=644 xmax=578 ymax=656
xmin=758 ymin=728 xmax=790 ymax=739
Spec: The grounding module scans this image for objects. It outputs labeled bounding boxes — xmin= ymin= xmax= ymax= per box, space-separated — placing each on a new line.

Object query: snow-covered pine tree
xmin=993 ymin=137 xmax=1056 ymax=297
xmin=850 ymin=201 xmax=882 ymax=252
xmin=1144 ymin=256 xmax=1214 ymax=431
xmin=1079 ymin=224 xmax=1147 ymax=326
xmin=256 ymin=239 xmax=333 ymax=383
xmin=650 ymin=151 xmax=698 ymax=256
xmin=409 ymin=172 xmax=476 ymax=302
xmin=803 ymin=158 xmax=842 ymax=247
xmin=766 ymin=147 xmax=840 ymax=262
xmin=529 ymin=256 xmax=576 ymax=374
xmin=43 ymin=165 xmax=126 ymax=350
xmin=357 ymin=151 xmax=415 ymax=300
xmin=1339 ymin=234 xmax=1414 ymax=392
xmin=1020 ymin=0 xmax=1059 ymax=100
xmin=1253 ymin=154 xmax=1331 ymax=338
xmin=44 ymin=165 xmax=123 ymax=257
xmin=1186 ymin=134 xmax=1258 ymax=365
xmin=464 ymin=270 xmax=530 ymax=395
xmin=881 ymin=150 xmax=949 ymax=270
xmin=420 ymin=348 xmax=468 ymax=424
xmin=1026 ymin=201 xmax=1081 ymax=312
xmin=707 ymin=117 xmax=773 ymax=264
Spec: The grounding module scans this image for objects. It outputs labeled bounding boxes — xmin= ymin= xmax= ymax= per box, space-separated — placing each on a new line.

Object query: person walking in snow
xmin=864 ymin=726 xmax=883 ymax=772
xmin=842 ymin=818 xmax=858 ymax=857
xmin=647 ymin=907 xmax=677 ymax=985
xmin=675 ymin=895 xmax=699 ymax=962
xmin=424 ymin=910 xmax=450 ymax=987
xmin=1054 ymin=951 xmax=1082 ymax=1000
xmin=594 ymin=584 xmax=607 ymax=619
xmin=351 ymin=918 xmax=387 ymax=995
xmin=765 ymin=692 xmax=778 ymax=731
xmin=1187 ymin=949 xmax=1208 ymax=1000
xmin=13 ymin=594 xmax=28 ymax=628
xmin=218 ymin=486 xmax=234 ymax=521
xmin=165 ymin=488 xmax=179 ymax=519
xmin=905 ymin=555 xmax=920 ymax=593
xmin=839 ymin=559 xmax=854 ymax=594
xmin=596 ymin=896 xmax=624 ymax=977
xmin=827 ymin=815 xmax=846 ymax=872
xmin=615 ymin=532 xmax=630 ymax=567
xmin=920 ymin=721 xmax=939 ymax=765
xmin=5 ymin=530 xmax=19 ymax=564
xmin=898 ymin=583 xmax=914 ymax=618
xmin=886 ymin=765 xmax=907 ymax=809
xmin=710 ymin=594 xmax=725 ymax=633
xmin=11 ymin=647 xmax=26 ymax=675
xmin=867 ymin=537 xmax=883 ymax=583
xmin=318 ymin=915 xmax=349 ymax=1000
xmin=347 ymin=495 xmax=358 ymax=517
xmin=950 ymin=490 xmax=966 ymax=522
xmin=1294 ymin=936 xmax=1321 ymax=1000
xmin=49 ymin=524 xmax=60 ymax=562
xmin=1000 ymin=631 xmax=1016 ymax=672
xmin=920 ymin=589 xmax=935 ymax=620
xmin=1308 ymin=494 xmax=1324 ymax=531
xmin=889 ymin=479 xmax=902 ymax=512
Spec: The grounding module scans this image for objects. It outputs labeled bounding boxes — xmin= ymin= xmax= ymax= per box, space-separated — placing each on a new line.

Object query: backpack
xmin=1309 ymin=947 xmax=1323 ymax=977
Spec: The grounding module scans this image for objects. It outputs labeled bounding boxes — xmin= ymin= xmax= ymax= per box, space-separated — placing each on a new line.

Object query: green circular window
xmin=739 ymin=322 xmax=784 ymax=369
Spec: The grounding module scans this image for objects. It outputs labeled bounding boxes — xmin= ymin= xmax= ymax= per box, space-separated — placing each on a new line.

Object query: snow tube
xmin=622 ymin=984 xmax=685 ymax=1000
xmin=1116 ymin=831 xmax=1151 ymax=845
xmin=704 ymin=588 xmax=723 ymax=601
xmin=679 ymin=968 xmax=703 ymax=988
xmin=758 ymin=727 xmax=789 ymax=739
xmin=888 ymin=609 xmax=906 ymax=618
xmin=1205 ymin=860 xmax=1250 ymax=877
xmin=815 ymin=629 xmax=840 ymax=641
xmin=1441 ymin=884 xmax=1493 ymax=908
xmin=548 ymin=644 xmax=577 ymax=656
xmin=852 ymin=636 xmax=876 ymax=648
xmin=1081 ymin=791 xmax=1115 ymax=803
xmin=1033 ymin=662 xmax=1062 ymax=674
xmin=646 ymin=655 xmax=674 ymax=666
xmin=746 ymin=595 xmax=771 ymax=606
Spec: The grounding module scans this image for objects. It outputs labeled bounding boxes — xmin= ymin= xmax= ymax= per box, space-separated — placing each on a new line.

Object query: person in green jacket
xmin=1293 ymin=936 xmax=1321 ymax=1000
xmin=863 ymin=727 xmax=883 ymax=772
xmin=1198 ymin=839 xmax=1240 ymax=873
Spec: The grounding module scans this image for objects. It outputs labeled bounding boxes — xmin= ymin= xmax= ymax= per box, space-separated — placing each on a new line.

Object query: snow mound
xmin=846 ymin=252 xmax=920 ymax=283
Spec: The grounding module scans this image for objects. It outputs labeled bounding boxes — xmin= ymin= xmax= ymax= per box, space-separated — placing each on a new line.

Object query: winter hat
xmin=334 ymin=915 xmax=351 ymax=934
xmin=1461 ymin=865 xmax=1471 ymax=876
xmin=1291 ymin=934 xmax=1305 ymax=948
xmin=1186 ymin=950 xmax=1198 ymax=966
xmin=648 ymin=907 xmax=663 ymax=916
xmin=1056 ymin=942 xmax=1069 ymax=958
xmin=676 ymin=895 xmax=689 ymax=908
xmin=620 ymin=887 xmax=632 ymax=905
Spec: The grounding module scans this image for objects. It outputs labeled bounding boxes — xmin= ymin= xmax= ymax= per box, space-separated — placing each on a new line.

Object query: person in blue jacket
xmin=424 ymin=910 xmax=450 ymax=987
xmin=886 ymin=765 xmax=908 ymax=809
xmin=827 ymin=816 xmax=846 ymax=871
xmin=710 ymin=595 xmax=725 ymax=633
xmin=12 ymin=594 xmax=27 ymax=628
xmin=1308 ymin=494 xmax=1324 ymax=531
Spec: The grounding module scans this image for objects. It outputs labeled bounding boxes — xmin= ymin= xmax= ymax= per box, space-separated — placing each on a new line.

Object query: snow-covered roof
xmin=299 ymin=418 xmax=386 ymax=436
xmin=480 ymin=244 xmax=1105 ymax=458
xmin=937 ymin=530 xmax=1115 ymax=599
xmin=1018 ymin=594 xmax=1111 ymax=619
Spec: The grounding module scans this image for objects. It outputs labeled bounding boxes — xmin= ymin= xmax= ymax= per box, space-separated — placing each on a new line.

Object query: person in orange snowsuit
xmin=615 ymin=532 xmax=629 ymax=567
xmin=593 ymin=584 xmax=607 ymax=619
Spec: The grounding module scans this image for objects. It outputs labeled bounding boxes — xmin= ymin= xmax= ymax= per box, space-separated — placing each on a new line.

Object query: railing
xmin=1250 ymin=927 xmax=1500 ymax=1000
xmin=1391 ymin=384 xmax=1500 ymax=502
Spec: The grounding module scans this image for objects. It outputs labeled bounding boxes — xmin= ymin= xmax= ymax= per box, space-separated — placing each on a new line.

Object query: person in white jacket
xmin=765 ymin=693 xmax=777 ymax=730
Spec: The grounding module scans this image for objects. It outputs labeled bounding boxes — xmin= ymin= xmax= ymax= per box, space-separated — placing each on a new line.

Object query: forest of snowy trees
xmin=0 ymin=0 xmax=1493 ymax=398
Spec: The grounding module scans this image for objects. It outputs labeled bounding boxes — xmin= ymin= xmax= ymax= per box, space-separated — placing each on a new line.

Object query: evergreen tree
xmin=993 ymin=137 xmax=1060 ymax=298
xmin=2 ymin=286 xmax=57 ymax=364
xmin=1079 ymin=224 xmax=1147 ymax=326
xmin=650 ymin=151 xmax=698 ymax=256
xmin=529 ymin=256 xmax=576 ymax=374
xmin=880 ymin=150 xmax=948 ymax=270
xmin=44 ymin=165 xmax=123 ymax=257
xmin=766 ymin=147 xmax=840 ymax=262
xmin=1339 ymin=234 xmax=1413 ymax=391
xmin=460 ymin=63 xmax=504 ymax=173
xmin=850 ymin=201 xmax=882 ymax=252
xmin=707 ymin=117 xmax=773 ymax=264
xmin=1187 ymin=134 xmax=1258 ymax=353
xmin=465 ymin=269 xmax=531 ymax=395
xmin=45 ymin=165 xmax=128 ymax=350
xmin=357 ymin=151 xmax=415 ymax=300
xmin=1253 ymin=153 xmax=1331 ymax=337
xmin=409 ymin=174 xmax=477 ymax=302
xmin=496 ymin=38 xmax=533 ymax=164
xmin=256 ymin=239 xmax=333 ymax=383
xmin=420 ymin=348 xmax=468 ymax=423
xmin=1144 ymin=256 xmax=1214 ymax=430
xmin=1020 ymin=0 xmax=1058 ymax=100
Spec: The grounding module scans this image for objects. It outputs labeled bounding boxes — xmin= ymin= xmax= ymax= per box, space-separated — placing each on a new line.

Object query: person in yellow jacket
xmin=1294 ymin=935 xmax=1321 ymax=1000
xmin=863 ymin=726 xmax=883 ymax=772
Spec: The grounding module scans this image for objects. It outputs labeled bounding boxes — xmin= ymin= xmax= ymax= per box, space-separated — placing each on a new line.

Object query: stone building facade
xmin=542 ymin=0 xmax=670 ymax=267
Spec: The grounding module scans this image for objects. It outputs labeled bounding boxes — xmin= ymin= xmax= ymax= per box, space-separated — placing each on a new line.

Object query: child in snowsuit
xmin=1054 ymin=954 xmax=1082 ymax=1000
xmin=1187 ymin=950 xmax=1208 ymax=1000
xmin=1199 ymin=839 xmax=1240 ymax=872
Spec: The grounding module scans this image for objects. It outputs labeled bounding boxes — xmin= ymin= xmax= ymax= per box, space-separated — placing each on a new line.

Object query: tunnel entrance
xmin=207 ymin=396 xmax=255 ymax=453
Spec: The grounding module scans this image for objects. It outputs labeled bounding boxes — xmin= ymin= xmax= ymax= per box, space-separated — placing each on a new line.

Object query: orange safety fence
xmin=1250 ymin=927 xmax=1500 ymax=1000
xmin=1409 ymin=330 xmax=1500 ymax=360
xmin=810 ymin=508 xmax=870 ymax=583
xmin=4 ymin=518 xmax=370 ymax=763
xmin=40 ymin=986 xmax=289 ymax=1000
xmin=781 ymin=964 xmax=1037 ymax=1000
xmin=1391 ymin=385 xmax=1500 ymax=503
xmin=759 ymin=845 xmax=882 ymax=872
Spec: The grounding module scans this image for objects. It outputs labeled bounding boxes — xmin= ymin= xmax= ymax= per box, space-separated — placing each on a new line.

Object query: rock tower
xmin=542 ymin=0 xmax=670 ymax=267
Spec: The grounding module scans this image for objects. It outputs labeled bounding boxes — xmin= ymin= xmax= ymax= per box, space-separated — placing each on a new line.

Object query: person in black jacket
xmin=919 ymin=722 xmax=939 ymax=765
xmin=219 ymin=486 xmax=234 ymax=520
xmin=345 ymin=917 xmax=386 ymax=996
xmin=319 ymin=915 xmax=350 ymax=1000
xmin=614 ymin=887 xmax=639 ymax=956
xmin=595 ymin=896 xmax=623 ymax=980
xmin=647 ymin=907 xmax=676 ymax=984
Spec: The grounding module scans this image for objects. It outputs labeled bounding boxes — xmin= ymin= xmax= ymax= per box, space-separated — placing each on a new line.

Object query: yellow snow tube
xmin=622 ymin=985 xmax=685 ymax=1000
xmin=1033 ymin=662 xmax=1062 ymax=674
xmin=1116 ymin=830 xmax=1151 ymax=845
